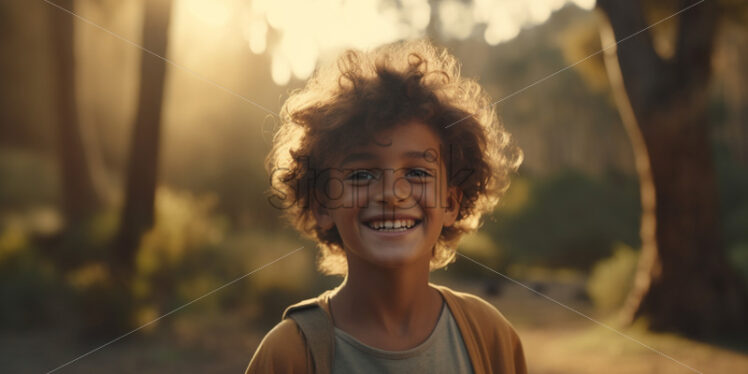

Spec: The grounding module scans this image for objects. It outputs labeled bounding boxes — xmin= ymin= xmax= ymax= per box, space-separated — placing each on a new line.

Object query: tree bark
xmin=597 ymin=0 xmax=748 ymax=338
xmin=50 ymin=0 xmax=101 ymax=226
xmin=114 ymin=0 xmax=173 ymax=278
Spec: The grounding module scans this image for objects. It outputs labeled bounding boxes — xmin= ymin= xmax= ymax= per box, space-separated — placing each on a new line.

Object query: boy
xmin=247 ymin=39 xmax=526 ymax=373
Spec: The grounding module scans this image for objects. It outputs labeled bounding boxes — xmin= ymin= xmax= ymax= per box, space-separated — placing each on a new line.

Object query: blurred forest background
xmin=1 ymin=0 xmax=747 ymax=373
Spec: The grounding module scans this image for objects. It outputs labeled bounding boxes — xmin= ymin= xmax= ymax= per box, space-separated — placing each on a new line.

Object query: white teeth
xmin=365 ymin=219 xmax=418 ymax=231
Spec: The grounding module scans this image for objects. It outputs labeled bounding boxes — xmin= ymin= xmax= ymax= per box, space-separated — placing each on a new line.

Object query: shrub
xmin=487 ymin=170 xmax=640 ymax=270
xmin=586 ymin=243 xmax=639 ymax=312
xmin=0 ymin=221 xmax=68 ymax=329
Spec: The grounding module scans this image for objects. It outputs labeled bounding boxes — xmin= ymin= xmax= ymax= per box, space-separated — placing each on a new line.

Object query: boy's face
xmin=313 ymin=120 xmax=461 ymax=269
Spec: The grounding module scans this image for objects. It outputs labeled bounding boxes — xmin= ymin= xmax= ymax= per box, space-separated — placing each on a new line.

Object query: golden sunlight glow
xmin=236 ymin=0 xmax=596 ymax=85
xmin=184 ymin=0 xmax=231 ymax=28
xmin=271 ymin=52 xmax=291 ymax=86
xmin=439 ymin=1 xmax=474 ymax=40
xmin=245 ymin=0 xmax=431 ymax=85
xmin=244 ymin=15 xmax=268 ymax=54
xmin=277 ymin=31 xmax=319 ymax=80
xmin=475 ymin=0 xmax=594 ymax=46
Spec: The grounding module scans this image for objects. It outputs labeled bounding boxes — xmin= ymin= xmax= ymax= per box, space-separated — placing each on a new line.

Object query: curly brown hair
xmin=266 ymin=39 xmax=522 ymax=276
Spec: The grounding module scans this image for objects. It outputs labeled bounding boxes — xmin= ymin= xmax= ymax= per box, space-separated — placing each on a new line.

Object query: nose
xmin=372 ymin=169 xmax=412 ymax=207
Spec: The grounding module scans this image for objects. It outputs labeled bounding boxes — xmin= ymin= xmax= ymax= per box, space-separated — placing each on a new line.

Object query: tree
xmin=49 ymin=0 xmax=101 ymax=227
xmin=114 ymin=0 xmax=173 ymax=279
xmin=596 ymin=0 xmax=747 ymax=338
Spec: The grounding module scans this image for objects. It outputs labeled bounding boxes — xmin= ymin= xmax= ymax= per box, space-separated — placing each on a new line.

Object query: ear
xmin=442 ymin=186 xmax=462 ymax=227
xmin=312 ymin=199 xmax=335 ymax=231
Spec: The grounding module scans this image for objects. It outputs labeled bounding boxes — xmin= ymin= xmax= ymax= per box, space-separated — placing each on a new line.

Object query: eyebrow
xmin=403 ymin=151 xmax=430 ymax=161
xmin=339 ymin=150 xmax=431 ymax=167
xmin=339 ymin=152 xmax=375 ymax=167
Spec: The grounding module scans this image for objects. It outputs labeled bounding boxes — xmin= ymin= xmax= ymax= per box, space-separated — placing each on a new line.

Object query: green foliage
xmin=0 ymin=186 xmax=318 ymax=334
xmin=0 ymin=221 xmax=69 ymax=329
xmin=131 ymin=188 xmax=232 ymax=318
xmin=715 ymin=146 xmax=748 ymax=248
xmin=0 ymin=149 xmax=58 ymax=209
xmin=131 ymin=188 xmax=312 ymax=326
xmin=447 ymin=231 xmax=505 ymax=281
xmin=586 ymin=243 xmax=639 ymax=312
xmin=487 ymin=169 xmax=640 ymax=271
xmin=728 ymin=244 xmax=748 ymax=284
xmin=715 ymin=145 xmax=748 ymax=284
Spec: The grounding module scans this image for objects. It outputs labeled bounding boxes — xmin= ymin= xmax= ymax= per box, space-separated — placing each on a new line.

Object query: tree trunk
xmin=597 ymin=0 xmax=748 ymax=338
xmin=114 ymin=0 xmax=173 ymax=278
xmin=50 ymin=0 xmax=101 ymax=226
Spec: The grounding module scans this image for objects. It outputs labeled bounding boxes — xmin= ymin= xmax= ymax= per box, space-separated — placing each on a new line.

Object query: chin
xmin=360 ymin=245 xmax=429 ymax=268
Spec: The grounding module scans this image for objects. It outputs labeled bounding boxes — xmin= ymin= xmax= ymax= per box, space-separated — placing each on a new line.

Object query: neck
xmin=332 ymin=251 xmax=439 ymax=335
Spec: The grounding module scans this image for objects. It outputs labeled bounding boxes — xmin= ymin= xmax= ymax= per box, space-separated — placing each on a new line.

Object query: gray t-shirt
xmin=332 ymin=303 xmax=474 ymax=373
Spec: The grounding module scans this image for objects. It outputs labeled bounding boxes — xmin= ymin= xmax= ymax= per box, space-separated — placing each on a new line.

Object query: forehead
xmin=336 ymin=121 xmax=443 ymax=166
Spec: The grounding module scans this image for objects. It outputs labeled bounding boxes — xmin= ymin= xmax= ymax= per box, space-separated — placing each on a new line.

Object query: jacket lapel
xmin=432 ymin=283 xmax=486 ymax=374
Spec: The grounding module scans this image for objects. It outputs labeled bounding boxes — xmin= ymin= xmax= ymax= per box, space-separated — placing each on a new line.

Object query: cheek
xmin=325 ymin=184 xmax=370 ymax=215
xmin=328 ymin=178 xmax=346 ymax=200
xmin=352 ymin=185 xmax=369 ymax=209
xmin=320 ymin=177 xmax=354 ymax=207
xmin=411 ymin=183 xmax=438 ymax=210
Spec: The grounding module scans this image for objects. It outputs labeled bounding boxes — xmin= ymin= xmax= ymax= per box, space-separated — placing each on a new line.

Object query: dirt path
xmin=2 ymin=277 xmax=746 ymax=373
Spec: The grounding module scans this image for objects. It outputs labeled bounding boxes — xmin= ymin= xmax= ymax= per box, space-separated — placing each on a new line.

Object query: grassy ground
xmin=1 ymin=277 xmax=746 ymax=373
xmin=449 ymin=277 xmax=748 ymax=374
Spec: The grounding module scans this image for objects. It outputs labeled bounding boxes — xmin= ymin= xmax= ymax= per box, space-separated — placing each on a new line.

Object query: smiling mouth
xmin=363 ymin=218 xmax=422 ymax=232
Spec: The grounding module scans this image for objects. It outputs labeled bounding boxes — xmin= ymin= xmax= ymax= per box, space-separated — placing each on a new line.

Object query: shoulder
xmin=437 ymin=285 xmax=527 ymax=373
xmin=439 ymin=285 xmax=515 ymax=330
xmin=437 ymin=284 xmax=525 ymax=349
xmin=245 ymin=318 xmax=309 ymax=374
xmin=245 ymin=289 xmax=338 ymax=374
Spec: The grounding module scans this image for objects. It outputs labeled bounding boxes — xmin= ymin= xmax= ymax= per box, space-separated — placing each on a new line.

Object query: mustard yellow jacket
xmin=246 ymin=283 xmax=527 ymax=374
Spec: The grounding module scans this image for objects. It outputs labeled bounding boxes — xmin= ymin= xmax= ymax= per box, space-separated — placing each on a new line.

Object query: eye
xmin=346 ymin=169 xmax=377 ymax=182
xmin=406 ymin=168 xmax=433 ymax=179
